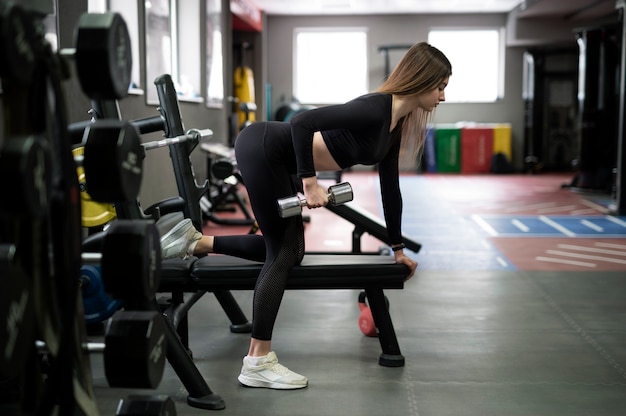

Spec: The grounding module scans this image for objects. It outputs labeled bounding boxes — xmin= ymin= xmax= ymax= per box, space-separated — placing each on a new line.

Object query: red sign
xmin=231 ymin=0 xmax=262 ymax=32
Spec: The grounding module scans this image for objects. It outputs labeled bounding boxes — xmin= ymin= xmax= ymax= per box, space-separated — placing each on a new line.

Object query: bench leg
xmin=148 ymin=299 xmax=226 ymax=410
xmin=213 ymin=290 xmax=253 ymax=333
xmin=161 ymin=318 xmax=225 ymax=410
xmin=160 ymin=291 xmax=206 ymax=354
xmin=364 ymin=288 xmax=405 ymax=367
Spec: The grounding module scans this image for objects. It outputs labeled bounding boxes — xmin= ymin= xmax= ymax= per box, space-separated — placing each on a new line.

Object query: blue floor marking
xmin=382 ymin=178 xmax=625 ymax=270
xmin=472 ymin=215 xmax=626 ymax=237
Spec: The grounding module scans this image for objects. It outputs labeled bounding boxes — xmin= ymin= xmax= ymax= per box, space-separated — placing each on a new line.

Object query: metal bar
xmin=613 ymin=2 xmax=625 ymax=215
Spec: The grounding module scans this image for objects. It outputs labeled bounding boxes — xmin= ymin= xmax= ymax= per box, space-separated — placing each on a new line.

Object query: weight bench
xmin=159 ymin=254 xmax=410 ymax=368
xmin=325 ymin=202 xmax=422 ymax=254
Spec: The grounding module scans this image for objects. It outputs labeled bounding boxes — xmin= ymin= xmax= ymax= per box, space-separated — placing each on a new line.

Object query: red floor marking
xmin=491 ymin=237 xmax=626 ymax=271
xmin=423 ymin=173 xmax=608 ymax=216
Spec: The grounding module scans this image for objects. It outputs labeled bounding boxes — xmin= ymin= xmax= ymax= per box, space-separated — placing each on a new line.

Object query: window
xmin=144 ymin=0 xmax=202 ymax=104
xmin=173 ymin=0 xmax=203 ymax=102
xmin=144 ymin=0 xmax=172 ymax=104
xmin=293 ymin=28 xmax=368 ymax=104
xmin=205 ymin=0 xmax=224 ymax=108
xmin=428 ymin=29 xmax=503 ymax=103
xmin=89 ymin=0 xmax=141 ymax=92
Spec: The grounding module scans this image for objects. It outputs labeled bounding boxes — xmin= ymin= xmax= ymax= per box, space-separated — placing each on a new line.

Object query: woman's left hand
xmin=394 ymin=251 xmax=417 ymax=281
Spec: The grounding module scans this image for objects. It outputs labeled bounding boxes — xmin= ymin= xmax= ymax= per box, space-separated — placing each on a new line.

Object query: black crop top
xmin=290 ymin=93 xmax=404 ymax=244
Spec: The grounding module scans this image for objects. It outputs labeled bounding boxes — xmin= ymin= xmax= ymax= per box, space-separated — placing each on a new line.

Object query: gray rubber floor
xmin=91 ymin=268 xmax=626 ymax=415
xmin=90 ymin=172 xmax=626 ymax=415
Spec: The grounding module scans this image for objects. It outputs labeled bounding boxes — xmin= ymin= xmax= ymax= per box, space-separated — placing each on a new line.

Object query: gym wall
xmin=264 ymin=11 xmax=618 ymax=171
xmin=55 ymin=0 xmax=231 ymax=209
xmin=21 ymin=0 xmax=620 ymax=206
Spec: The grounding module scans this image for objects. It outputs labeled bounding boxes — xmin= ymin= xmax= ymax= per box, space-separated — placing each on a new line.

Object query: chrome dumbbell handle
xmin=277 ymin=182 xmax=353 ymax=218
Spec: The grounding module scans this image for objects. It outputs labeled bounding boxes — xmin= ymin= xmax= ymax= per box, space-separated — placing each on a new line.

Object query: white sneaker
xmin=160 ymin=218 xmax=202 ymax=260
xmin=238 ymin=352 xmax=308 ymax=389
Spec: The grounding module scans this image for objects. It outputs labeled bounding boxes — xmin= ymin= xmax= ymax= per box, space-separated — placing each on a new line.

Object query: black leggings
xmin=214 ymin=122 xmax=304 ymax=341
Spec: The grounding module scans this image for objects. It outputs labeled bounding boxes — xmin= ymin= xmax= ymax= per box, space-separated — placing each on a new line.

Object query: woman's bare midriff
xmin=312 ymin=132 xmax=341 ymax=172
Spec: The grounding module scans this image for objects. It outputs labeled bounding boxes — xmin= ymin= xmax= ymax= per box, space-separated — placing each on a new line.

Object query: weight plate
xmin=75 ymin=12 xmax=132 ymax=99
xmin=0 ymin=256 xmax=34 ymax=378
xmin=72 ymin=146 xmax=117 ymax=227
xmin=83 ymin=120 xmax=143 ymax=203
xmin=101 ymin=220 xmax=161 ymax=300
xmin=104 ymin=310 xmax=167 ymax=389
xmin=0 ymin=135 xmax=51 ymax=217
xmin=0 ymin=3 xmax=36 ymax=83
xmin=80 ymin=264 xmax=123 ymax=324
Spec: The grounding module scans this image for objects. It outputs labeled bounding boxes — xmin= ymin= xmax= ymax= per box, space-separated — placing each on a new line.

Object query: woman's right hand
xmin=394 ymin=250 xmax=417 ymax=281
xmin=302 ymin=177 xmax=328 ymax=209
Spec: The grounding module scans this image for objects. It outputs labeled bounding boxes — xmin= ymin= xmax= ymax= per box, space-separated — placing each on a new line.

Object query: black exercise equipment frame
xmin=200 ymin=144 xmax=256 ymax=227
xmin=76 ymin=75 xmax=231 ymax=410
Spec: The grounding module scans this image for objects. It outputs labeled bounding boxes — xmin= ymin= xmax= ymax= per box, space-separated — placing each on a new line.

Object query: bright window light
xmin=294 ymin=29 xmax=368 ymax=104
xmin=428 ymin=29 xmax=503 ymax=103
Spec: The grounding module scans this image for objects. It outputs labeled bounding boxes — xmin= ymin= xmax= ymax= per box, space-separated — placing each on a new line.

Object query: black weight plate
xmin=75 ymin=12 xmax=132 ymax=99
xmin=0 ymin=3 xmax=36 ymax=83
xmin=104 ymin=310 xmax=167 ymax=389
xmin=83 ymin=119 xmax=143 ymax=202
xmin=0 ymin=256 xmax=34 ymax=379
xmin=0 ymin=135 xmax=51 ymax=217
xmin=101 ymin=220 xmax=161 ymax=301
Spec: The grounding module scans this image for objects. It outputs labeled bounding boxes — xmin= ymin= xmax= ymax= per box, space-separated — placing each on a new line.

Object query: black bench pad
xmin=181 ymin=254 xmax=407 ymax=291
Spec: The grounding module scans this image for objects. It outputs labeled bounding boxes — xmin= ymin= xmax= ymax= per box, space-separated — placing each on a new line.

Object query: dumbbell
xmin=78 ymin=220 xmax=160 ymax=326
xmin=82 ymin=119 xmax=143 ymax=203
xmin=100 ymin=220 xmax=161 ymax=302
xmin=277 ymin=182 xmax=353 ymax=218
xmin=73 ymin=12 xmax=132 ymax=100
xmin=75 ymin=221 xmax=165 ymax=389
xmin=104 ymin=310 xmax=167 ymax=389
xmin=35 ymin=309 xmax=167 ymax=389
xmin=72 ymin=220 xmax=164 ymax=387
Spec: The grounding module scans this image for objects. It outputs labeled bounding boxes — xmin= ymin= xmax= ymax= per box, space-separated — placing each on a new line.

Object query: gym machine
xmin=570 ymin=24 xmax=621 ymax=192
xmin=615 ymin=0 xmax=626 ymax=215
xmin=199 ymin=141 xmax=257 ymax=228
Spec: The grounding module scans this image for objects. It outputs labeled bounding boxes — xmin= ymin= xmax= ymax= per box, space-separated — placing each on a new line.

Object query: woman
xmin=161 ymin=41 xmax=451 ymax=389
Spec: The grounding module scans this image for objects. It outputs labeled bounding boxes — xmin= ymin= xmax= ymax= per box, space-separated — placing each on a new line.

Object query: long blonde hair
xmin=376 ymin=42 xmax=452 ymax=161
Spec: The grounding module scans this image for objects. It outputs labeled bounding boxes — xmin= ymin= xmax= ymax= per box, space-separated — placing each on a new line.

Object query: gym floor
xmin=91 ymin=171 xmax=626 ymax=416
